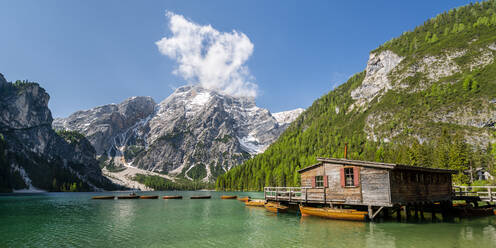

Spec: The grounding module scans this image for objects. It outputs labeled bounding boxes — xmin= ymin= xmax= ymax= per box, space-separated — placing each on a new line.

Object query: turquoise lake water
xmin=0 ymin=191 xmax=495 ymax=247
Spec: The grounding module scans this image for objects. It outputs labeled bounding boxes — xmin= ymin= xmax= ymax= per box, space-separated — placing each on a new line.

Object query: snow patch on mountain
xmin=273 ymin=108 xmax=305 ymax=125
xmin=237 ymin=134 xmax=264 ymax=154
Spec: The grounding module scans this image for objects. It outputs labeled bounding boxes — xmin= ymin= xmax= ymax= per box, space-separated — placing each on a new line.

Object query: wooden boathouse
xmin=264 ymin=157 xmax=457 ymax=220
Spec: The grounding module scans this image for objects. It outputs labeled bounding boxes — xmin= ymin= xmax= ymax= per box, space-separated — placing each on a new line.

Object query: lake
xmin=0 ymin=191 xmax=495 ymax=247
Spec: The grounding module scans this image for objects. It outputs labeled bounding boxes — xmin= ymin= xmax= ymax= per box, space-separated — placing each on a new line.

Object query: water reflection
xmin=365 ymin=223 xmax=396 ymax=248
xmin=1 ymin=192 xmax=496 ymax=247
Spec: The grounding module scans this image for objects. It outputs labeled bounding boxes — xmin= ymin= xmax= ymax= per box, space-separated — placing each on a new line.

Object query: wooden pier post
xmin=396 ymin=206 xmax=402 ymax=222
xmin=414 ymin=203 xmax=419 ymax=221
xmin=383 ymin=208 xmax=390 ymax=219
xmin=441 ymin=201 xmax=447 ymax=222
xmin=405 ymin=204 xmax=411 ymax=221
xmin=420 ymin=203 xmax=425 ymax=221
xmin=368 ymin=205 xmax=373 ymax=221
xmin=431 ymin=203 xmax=437 ymax=222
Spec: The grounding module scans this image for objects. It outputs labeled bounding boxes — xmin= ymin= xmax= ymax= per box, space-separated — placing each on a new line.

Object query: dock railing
xmin=453 ymin=185 xmax=496 ymax=202
xmin=264 ymin=187 xmax=308 ymax=202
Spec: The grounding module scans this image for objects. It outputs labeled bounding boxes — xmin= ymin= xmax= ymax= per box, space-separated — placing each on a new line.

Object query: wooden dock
xmin=265 ymin=187 xmax=351 ymax=205
xmin=266 ymin=186 xmax=496 ymax=205
xmin=453 ymin=185 xmax=496 ymax=203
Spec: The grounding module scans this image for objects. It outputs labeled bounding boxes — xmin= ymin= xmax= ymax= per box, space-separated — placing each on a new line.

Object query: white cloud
xmin=156 ymin=11 xmax=258 ymax=98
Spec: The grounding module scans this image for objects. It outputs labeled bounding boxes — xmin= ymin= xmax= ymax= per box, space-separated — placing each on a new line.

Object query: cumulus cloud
xmin=156 ymin=11 xmax=258 ymax=98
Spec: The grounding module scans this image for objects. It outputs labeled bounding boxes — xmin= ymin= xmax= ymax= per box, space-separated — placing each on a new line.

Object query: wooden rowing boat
xmin=92 ymin=196 xmax=115 ymax=200
xmin=221 ymin=195 xmax=237 ymax=199
xmin=237 ymin=196 xmax=251 ymax=202
xmin=245 ymin=199 xmax=265 ymax=207
xmin=190 ymin=195 xmax=211 ymax=199
xmin=163 ymin=195 xmax=183 ymax=199
xmin=264 ymin=202 xmax=289 ymax=213
xmin=117 ymin=195 xmax=140 ymax=199
xmin=140 ymin=195 xmax=158 ymax=199
xmin=299 ymin=206 xmax=368 ymax=221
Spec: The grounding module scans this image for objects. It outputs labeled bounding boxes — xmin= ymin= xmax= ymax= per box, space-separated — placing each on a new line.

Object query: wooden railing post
xmin=289 ymin=188 xmax=292 ymax=202
xmin=305 ymin=187 xmax=308 ymax=203
xmin=275 ymin=188 xmax=278 ymax=201
xmin=453 ymin=185 xmax=496 ymax=202
xmin=264 ymin=187 xmax=267 ymax=200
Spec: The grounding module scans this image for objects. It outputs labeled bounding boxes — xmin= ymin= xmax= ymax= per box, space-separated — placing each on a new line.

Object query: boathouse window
xmin=315 ymin=175 xmax=324 ymax=187
xmin=340 ymin=166 xmax=359 ymax=187
xmin=345 ymin=168 xmax=354 ymax=186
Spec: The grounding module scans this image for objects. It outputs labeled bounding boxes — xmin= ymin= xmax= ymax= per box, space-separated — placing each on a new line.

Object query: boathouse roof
xmin=297 ymin=157 xmax=457 ymax=174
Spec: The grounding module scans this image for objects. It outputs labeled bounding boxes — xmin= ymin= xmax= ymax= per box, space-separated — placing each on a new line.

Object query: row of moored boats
xmin=93 ymin=194 xmax=185 ymax=200
xmin=92 ymin=194 xmax=369 ymax=220
xmin=92 ymin=194 xmax=247 ymax=200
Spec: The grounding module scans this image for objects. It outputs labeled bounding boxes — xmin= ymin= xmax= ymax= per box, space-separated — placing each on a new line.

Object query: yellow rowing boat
xmin=299 ymin=206 xmax=368 ymax=221
xmin=245 ymin=199 xmax=265 ymax=207
xmin=237 ymin=196 xmax=251 ymax=202
xmin=221 ymin=195 xmax=237 ymax=199
xmin=163 ymin=195 xmax=183 ymax=199
xmin=264 ymin=202 xmax=288 ymax=213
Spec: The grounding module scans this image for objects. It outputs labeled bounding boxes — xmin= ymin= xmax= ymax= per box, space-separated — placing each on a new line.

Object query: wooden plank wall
xmin=360 ymin=167 xmax=391 ymax=206
xmin=325 ymin=163 xmax=362 ymax=204
xmin=389 ymin=170 xmax=452 ymax=204
xmin=301 ymin=163 xmax=391 ymax=206
xmin=300 ymin=164 xmax=327 ymax=201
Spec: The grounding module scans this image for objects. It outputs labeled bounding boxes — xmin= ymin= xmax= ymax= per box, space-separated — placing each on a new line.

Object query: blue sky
xmin=0 ymin=0 xmax=475 ymax=117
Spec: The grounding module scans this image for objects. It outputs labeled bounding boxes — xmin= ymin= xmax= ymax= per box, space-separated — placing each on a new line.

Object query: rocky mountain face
xmin=217 ymin=1 xmax=496 ymax=190
xmin=53 ymin=96 xmax=156 ymax=155
xmin=54 ymin=85 xmax=303 ymax=182
xmin=0 ymin=74 xmax=117 ymax=192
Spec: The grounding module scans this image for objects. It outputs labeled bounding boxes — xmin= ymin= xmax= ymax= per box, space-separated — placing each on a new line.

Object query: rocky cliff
xmin=54 ymin=85 xmax=303 ymax=182
xmin=0 ymin=74 xmax=117 ymax=192
xmin=53 ymin=96 xmax=156 ymax=155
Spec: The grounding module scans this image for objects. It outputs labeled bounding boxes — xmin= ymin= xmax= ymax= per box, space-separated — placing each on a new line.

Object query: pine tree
xmin=463 ymin=75 xmax=473 ymax=91
xmin=430 ymin=33 xmax=439 ymax=43
xmin=470 ymin=79 xmax=479 ymax=93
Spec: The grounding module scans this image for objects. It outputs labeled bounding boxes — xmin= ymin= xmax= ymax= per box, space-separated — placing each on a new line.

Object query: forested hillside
xmin=216 ymin=1 xmax=496 ymax=191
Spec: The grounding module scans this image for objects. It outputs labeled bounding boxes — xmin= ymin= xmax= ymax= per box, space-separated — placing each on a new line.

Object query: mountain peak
xmin=54 ymin=83 xmax=303 ymax=183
